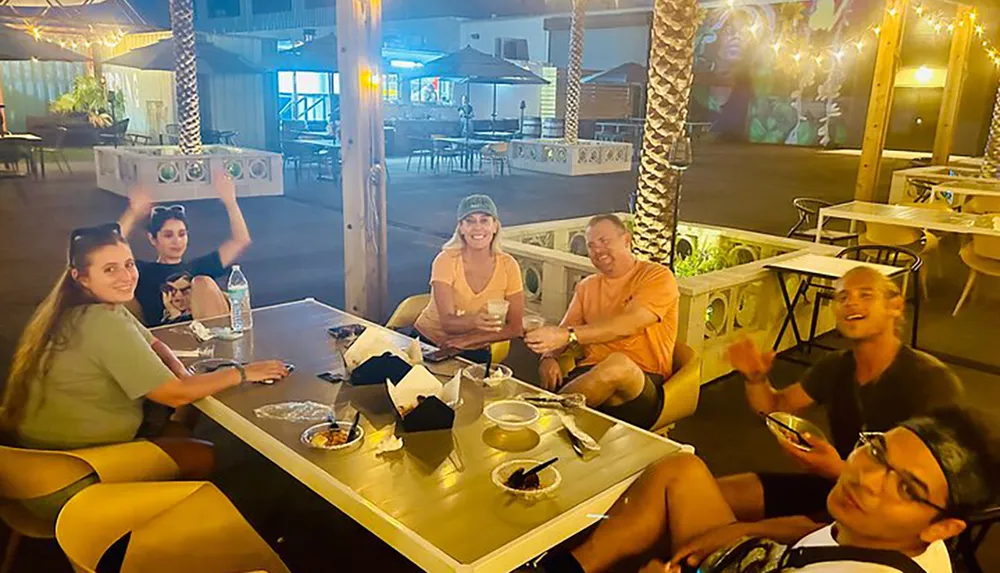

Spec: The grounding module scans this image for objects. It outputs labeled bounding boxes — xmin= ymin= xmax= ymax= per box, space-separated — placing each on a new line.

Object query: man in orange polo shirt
xmin=525 ymin=214 xmax=679 ymax=429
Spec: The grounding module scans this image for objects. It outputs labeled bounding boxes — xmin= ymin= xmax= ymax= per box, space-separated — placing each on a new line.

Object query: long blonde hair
xmin=0 ymin=230 xmax=124 ymax=440
xmin=442 ymin=217 xmax=504 ymax=254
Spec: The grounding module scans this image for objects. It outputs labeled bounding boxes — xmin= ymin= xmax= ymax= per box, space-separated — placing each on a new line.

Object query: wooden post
xmin=336 ymin=0 xmax=388 ymax=321
xmin=932 ymin=5 xmax=974 ymax=166
xmin=855 ymin=0 xmax=908 ymax=202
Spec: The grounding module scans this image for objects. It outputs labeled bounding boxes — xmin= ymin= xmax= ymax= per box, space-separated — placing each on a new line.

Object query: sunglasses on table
xmin=151 ymin=205 xmax=186 ymax=218
xmin=853 ymin=432 xmax=949 ymax=514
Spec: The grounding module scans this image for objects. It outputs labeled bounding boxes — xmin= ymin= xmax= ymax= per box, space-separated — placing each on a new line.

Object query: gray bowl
xmin=764 ymin=412 xmax=827 ymax=451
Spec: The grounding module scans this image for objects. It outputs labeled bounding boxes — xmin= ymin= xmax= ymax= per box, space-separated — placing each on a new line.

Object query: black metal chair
xmin=41 ymin=126 xmax=72 ymax=174
xmin=788 ymin=198 xmax=859 ymax=245
xmin=406 ymin=136 xmax=434 ymax=172
xmin=951 ymin=506 xmax=1000 ymax=573
xmin=806 ymin=245 xmax=923 ymax=351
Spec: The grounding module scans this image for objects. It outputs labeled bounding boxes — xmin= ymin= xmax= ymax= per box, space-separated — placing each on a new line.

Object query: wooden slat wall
xmin=552 ymin=68 xmax=629 ymax=120
xmin=0 ymin=61 xmax=87 ymax=132
xmin=96 ymin=31 xmax=173 ymax=61
xmin=103 ymin=64 xmax=176 ymax=138
xmin=205 ymin=74 xmax=268 ymax=149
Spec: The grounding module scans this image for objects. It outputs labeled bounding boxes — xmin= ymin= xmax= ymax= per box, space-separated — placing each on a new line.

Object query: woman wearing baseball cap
xmin=413 ymin=195 xmax=524 ymax=362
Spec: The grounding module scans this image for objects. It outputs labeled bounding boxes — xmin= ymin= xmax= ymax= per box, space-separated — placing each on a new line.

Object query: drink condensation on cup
xmin=522 ymin=314 xmax=545 ymax=332
xmin=486 ymin=299 xmax=510 ymax=322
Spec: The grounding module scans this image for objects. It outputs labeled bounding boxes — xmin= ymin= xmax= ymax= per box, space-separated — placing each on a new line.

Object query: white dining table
xmin=817 ymin=201 xmax=1000 ymax=240
xmin=154 ymin=299 xmax=688 ymax=573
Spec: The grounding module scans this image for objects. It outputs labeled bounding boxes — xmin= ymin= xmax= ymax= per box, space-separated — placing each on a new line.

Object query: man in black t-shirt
xmin=119 ymin=166 xmax=252 ymax=327
xmin=722 ymin=265 xmax=962 ymax=521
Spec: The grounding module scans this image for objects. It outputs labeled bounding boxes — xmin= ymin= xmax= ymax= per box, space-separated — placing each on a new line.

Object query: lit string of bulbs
xmin=912 ymin=3 xmax=999 ymax=67
xmin=22 ymin=23 xmax=126 ymax=50
xmin=717 ymin=0 xmax=999 ymax=74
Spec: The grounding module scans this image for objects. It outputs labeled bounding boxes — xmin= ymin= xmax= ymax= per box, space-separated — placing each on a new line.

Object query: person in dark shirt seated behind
xmin=721 ymin=265 xmax=963 ymax=523
xmin=532 ymin=406 xmax=999 ymax=573
xmin=118 ymin=165 xmax=252 ymax=327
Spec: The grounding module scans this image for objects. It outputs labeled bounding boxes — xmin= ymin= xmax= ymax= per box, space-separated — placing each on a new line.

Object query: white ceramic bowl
xmin=484 ymin=400 xmax=539 ymax=431
xmin=492 ymin=459 xmax=562 ymax=499
xmin=300 ymin=422 xmax=365 ymax=451
xmin=764 ymin=412 xmax=826 ymax=452
xmin=462 ymin=363 xmax=513 ymax=388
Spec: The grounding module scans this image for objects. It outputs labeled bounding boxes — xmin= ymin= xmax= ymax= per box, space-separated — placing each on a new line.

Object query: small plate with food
xmin=462 ymin=364 xmax=512 ymax=388
xmin=301 ymin=422 xmax=364 ymax=451
xmin=492 ymin=459 xmax=561 ymax=499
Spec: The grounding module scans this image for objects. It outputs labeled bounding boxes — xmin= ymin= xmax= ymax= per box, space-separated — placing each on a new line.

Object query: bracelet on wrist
xmin=228 ymin=363 xmax=247 ymax=384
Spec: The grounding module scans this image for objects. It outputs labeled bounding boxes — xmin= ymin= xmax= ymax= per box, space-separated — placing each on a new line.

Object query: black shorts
xmin=758 ymin=472 xmax=835 ymax=518
xmin=567 ymin=366 xmax=664 ymax=430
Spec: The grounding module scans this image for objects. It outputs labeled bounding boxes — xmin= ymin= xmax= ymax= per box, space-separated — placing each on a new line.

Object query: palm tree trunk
xmin=564 ymin=0 xmax=585 ymax=144
xmin=171 ymin=0 xmax=202 ymax=154
xmin=982 ymin=82 xmax=1000 ymax=178
xmin=632 ymin=0 xmax=700 ymax=264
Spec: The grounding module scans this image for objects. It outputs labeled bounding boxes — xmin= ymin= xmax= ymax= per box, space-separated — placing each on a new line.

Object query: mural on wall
xmin=691 ymin=0 xmax=880 ymax=147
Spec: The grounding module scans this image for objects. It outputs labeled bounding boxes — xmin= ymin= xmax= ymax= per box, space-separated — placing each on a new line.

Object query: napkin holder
xmin=387 ymin=365 xmax=456 ymax=432
xmin=350 ymin=352 xmax=411 ymax=386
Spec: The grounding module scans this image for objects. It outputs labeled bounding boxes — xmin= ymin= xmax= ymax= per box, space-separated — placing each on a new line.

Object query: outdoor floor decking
xmin=1 ymin=142 xmax=996 ymax=571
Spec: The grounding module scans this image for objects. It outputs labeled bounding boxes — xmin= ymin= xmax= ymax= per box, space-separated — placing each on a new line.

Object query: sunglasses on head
xmin=69 ymin=223 xmax=122 ymax=263
xmin=151 ymin=205 xmax=186 ymax=218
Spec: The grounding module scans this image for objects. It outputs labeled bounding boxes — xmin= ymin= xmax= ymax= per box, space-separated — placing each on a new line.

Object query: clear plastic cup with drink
xmin=486 ymin=299 xmax=510 ymax=328
xmin=522 ymin=313 xmax=545 ymax=333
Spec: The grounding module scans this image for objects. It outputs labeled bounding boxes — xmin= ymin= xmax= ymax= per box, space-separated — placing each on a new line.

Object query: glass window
xmin=295 ymin=71 xmax=328 ymax=95
xmin=409 ymin=77 xmax=454 ymax=105
xmin=383 ymin=73 xmax=399 ymax=102
xmin=278 ymin=71 xmax=295 ymax=93
xmin=207 ymin=0 xmax=240 ymax=18
xmin=252 ymin=0 xmax=291 ymax=15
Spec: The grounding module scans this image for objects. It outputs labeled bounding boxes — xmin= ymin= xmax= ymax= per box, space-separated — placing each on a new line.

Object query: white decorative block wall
xmin=95 ymin=145 xmax=284 ymax=201
xmin=509 ymin=138 xmax=632 ymax=176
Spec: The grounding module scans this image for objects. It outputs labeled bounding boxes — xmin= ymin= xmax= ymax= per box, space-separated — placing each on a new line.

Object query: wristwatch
xmin=566 ymin=327 xmax=578 ymax=345
xmin=228 ymin=362 xmax=247 ymax=384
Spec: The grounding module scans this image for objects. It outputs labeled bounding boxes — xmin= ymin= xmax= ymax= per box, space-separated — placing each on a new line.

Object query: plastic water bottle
xmin=227 ymin=265 xmax=253 ymax=332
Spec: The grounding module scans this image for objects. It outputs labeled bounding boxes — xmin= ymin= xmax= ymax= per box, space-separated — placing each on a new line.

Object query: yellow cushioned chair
xmin=385 ymin=293 xmax=510 ymax=363
xmin=56 ymin=481 xmax=289 ymax=573
xmin=952 ymin=236 xmax=1000 ymax=316
xmin=0 ymin=441 xmax=180 ymax=573
xmin=558 ymin=342 xmax=701 ymax=434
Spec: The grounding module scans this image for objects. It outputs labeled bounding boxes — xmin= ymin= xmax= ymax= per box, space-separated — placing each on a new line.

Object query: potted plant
xmin=50 ymin=75 xmax=125 ymax=128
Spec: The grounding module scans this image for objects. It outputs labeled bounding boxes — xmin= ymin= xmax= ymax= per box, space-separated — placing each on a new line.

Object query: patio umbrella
xmin=408 ymin=46 xmax=547 ymax=126
xmin=103 ymin=37 xmax=260 ymax=74
xmin=0 ymin=28 xmax=89 ymax=61
xmin=582 ymin=62 xmax=647 ymax=86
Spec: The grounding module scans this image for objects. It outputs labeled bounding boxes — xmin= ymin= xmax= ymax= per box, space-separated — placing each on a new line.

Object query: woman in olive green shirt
xmin=0 ymin=223 xmax=289 ymax=521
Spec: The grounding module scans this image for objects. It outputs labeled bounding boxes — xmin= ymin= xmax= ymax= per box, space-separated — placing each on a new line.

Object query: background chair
xmin=56 ymin=481 xmax=289 ymax=573
xmin=479 ymin=142 xmax=510 ymax=177
xmin=386 ymin=294 xmax=510 ymax=364
xmin=952 ymin=236 xmax=1000 ymax=316
xmin=557 ymin=342 xmax=701 ymax=434
xmin=0 ymin=442 xmax=179 ymax=573
xmin=406 ymin=137 xmax=434 ymax=172
xmin=787 ymin=198 xmax=859 ymax=245
xmin=41 ymin=127 xmax=72 ymax=174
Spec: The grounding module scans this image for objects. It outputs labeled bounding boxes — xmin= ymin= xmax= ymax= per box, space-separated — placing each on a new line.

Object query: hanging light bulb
xmin=792 ymin=52 xmax=803 ymax=63
xmin=874 ymin=26 xmax=882 ymax=36
xmin=772 ymin=41 xmax=782 ymax=54
xmin=856 ymin=40 xmax=865 ymax=52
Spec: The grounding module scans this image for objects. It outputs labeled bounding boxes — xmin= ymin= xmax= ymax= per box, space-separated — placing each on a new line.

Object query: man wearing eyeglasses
xmin=721 ymin=266 xmax=962 ymax=522
xmin=531 ymin=406 xmax=999 ymax=573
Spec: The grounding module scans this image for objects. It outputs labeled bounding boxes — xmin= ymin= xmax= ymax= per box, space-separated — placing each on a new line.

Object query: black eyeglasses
xmin=69 ymin=223 xmax=122 ymax=263
xmin=151 ymin=205 xmax=186 ymax=218
xmin=853 ymin=432 xmax=949 ymax=514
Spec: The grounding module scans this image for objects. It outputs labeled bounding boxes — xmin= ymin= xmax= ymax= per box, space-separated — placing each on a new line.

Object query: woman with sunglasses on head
xmin=0 ymin=224 xmax=288 ymax=524
xmin=118 ymin=165 xmax=252 ymax=327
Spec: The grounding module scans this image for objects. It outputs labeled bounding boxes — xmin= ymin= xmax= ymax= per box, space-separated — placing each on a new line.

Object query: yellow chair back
xmin=56 ymin=482 xmax=289 ymax=573
xmin=0 ymin=446 xmax=93 ymax=501
xmin=863 ymin=222 xmax=922 ymax=246
xmin=385 ymin=294 xmax=431 ymax=330
xmin=973 ymin=236 xmax=1000 ymax=260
